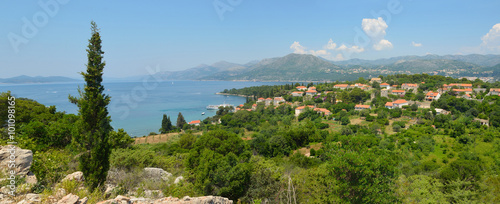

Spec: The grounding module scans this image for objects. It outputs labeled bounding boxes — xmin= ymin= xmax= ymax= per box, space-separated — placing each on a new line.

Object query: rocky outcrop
xmin=61 ymin=172 xmax=85 ymax=182
xmin=143 ymin=168 xmax=172 ymax=182
xmin=95 ymin=195 xmax=232 ymax=204
xmin=0 ymin=145 xmax=33 ymax=176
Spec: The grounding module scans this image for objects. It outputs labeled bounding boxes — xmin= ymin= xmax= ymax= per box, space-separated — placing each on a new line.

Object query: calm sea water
xmin=0 ymin=80 xmax=287 ymax=137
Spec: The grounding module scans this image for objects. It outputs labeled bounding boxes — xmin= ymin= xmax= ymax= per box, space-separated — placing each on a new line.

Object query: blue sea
xmin=0 ymin=80 xmax=288 ymax=137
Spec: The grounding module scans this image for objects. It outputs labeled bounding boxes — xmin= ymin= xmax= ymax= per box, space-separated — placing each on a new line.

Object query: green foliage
xmin=160 ymin=114 xmax=173 ymax=133
xmin=178 ymin=133 xmax=197 ymax=149
xmin=326 ymin=141 xmax=399 ymax=203
xmin=68 ymin=21 xmax=112 ymax=190
xmin=176 ymin=112 xmax=187 ymax=129
xmin=109 ymin=129 xmax=134 ymax=149
xmin=186 ymin=129 xmax=251 ymax=200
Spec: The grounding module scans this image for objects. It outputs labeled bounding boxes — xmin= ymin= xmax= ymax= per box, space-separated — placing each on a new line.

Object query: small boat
xmin=201 ymin=112 xmax=205 ymax=115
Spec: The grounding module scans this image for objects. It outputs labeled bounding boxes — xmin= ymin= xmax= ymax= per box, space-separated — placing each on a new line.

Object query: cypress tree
xmin=176 ymin=112 xmax=187 ymax=129
xmin=69 ymin=21 xmax=111 ymax=191
xmin=160 ymin=114 xmax=172 ymax=133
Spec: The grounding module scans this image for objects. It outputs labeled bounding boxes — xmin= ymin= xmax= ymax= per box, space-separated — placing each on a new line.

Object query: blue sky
xmin=1 ymin=0 xmax=499 ymax=78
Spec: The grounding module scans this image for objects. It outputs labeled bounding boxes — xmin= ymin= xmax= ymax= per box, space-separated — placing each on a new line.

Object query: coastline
xmin=215 ymin=92 xmax=251 ymax=97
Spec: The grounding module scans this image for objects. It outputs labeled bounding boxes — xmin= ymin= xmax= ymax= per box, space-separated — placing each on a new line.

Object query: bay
xmin=0 ymin=80 xmax=288 ymax=137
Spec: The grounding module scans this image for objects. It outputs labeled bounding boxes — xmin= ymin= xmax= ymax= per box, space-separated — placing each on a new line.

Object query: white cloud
xmin=411 ymin=41 xmax=422 ymax=47
xmin=480 ymin=23 xmax=500 ymax=52
xmin=325 ymin=39 xmax=337 ymax=50
xmin=337 ymin=44 xmax=365 ymax=53
xmin=362 ymin=17 xmax=393 ymax=51
xmin=290 ymin=41 xmax=331 ymax=57
xmin=290 ymin=41 xmax=308 ymax=54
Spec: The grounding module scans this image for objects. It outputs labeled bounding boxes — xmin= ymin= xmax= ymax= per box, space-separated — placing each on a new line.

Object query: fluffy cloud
xmin=337 ymin=44 xmax=365 ymax=53
xmin=290 ymin=41 xmax=330 ymax=57
xmin=480 ymin=23 xmax=500 ymax=52
xmin=290 ymin=39 xmax=364 ymax=61
xmin=362 ymin=17 xmax=393 ymax=51
xmin=412 ymin=41 xmax=422 ymax=47
xmin=326 ymin=39 xmax=337 ymax=50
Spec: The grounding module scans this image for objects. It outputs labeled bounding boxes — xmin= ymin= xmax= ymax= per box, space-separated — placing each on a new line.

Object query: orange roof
xmin=292 ymin=91 xmax=303 ymax=94
xmin=391 ymin=85 xmax=398 ymax=87
xmin=296 ymin=105 xmax=315 ymax=110
xmin=426 ymin=91 xmax=439 ymax=96
xmin=402 ymin=83 xmax=418 ymax=87
xmin=371 ymin=78 xmax=381 ymax=81
xmin=392 ymin=90 xmax=405 ymax=93
xmin=258 ymin=97 xmax=265 ymax=100
xmin=421 ymin=82 xmax=425 ymax=84
xmin=452 ymin=88 xmax=473 ymax=92
xmin=266 ymin=98 xmax=273 ymax=100
xmin=385 ymin=102 xmax=393 ymax=106
xmin=445 ymin=83 xmax=472 ymax=87
xmin=189 ymin=120 xmax=201 ymax=124
xmin=274 ymin=97 xmax=285 ymax=101
xmin=296 ymin=86 xmax=307 ymax=89
xmin=491 ymin=88 xmax=500 ymax=92
xmin=314 ymin=108 xmax=331 ymax=113
xmin=252 ymin=104 xmax=257 ymax=107
xmin=306 ymin=90 xmax=317 ymax=93
xmin=393 ymin=99 xmax=408 ymax=104
xmin=334 ymin=84 xmax=349 ymax=87
xmin=465 ymin=94 xmax=471 ymax=97
xmin=355 ymin=104 xmax=370 ymax=109
xmin=309 ymin=86 xmax=316 ymax=89
xmin=380 ymin=83 xmax=390 ymax=86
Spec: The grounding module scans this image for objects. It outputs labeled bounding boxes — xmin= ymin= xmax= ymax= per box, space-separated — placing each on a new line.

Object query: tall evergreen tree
xmin=160 ymin=114 xmax=172 ymax=133
xmin=69 ymin=21 xmax=111 ymax=191
xmin=176 ymin=112 xmax=187 ymax=129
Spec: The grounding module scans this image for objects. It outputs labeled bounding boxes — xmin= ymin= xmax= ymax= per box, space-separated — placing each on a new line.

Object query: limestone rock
xmin=174 ymin=176 xmax=184 ymax=184
xmin=61 ymin=172 xmax=84 ymax=182
xmin=57 ymin=193 xmax=79 ymax=204
xmin=0 ymin=146 xmax=33 ymax=176
xmin=25 ymin=194 xmax=40 ymax=203
xmin=143 ymin=168 xmax=172 ymax=182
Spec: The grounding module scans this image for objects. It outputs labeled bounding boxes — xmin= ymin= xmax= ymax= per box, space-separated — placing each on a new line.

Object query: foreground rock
xmin=0 ymin=146 xmax=33 ymax=176
xmin=143 ymin=168 xmax=172 ymax=182
xmin=93 ymin=195 xmax=232 ymax=204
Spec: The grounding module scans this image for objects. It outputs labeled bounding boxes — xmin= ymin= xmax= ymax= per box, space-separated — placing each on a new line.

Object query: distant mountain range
xmin=0 ymin=75 xmax=80 ymax=84
xmin=6 ymin=54 xmax=500 ymax=83
xmin=153 ymin=53 xmax=500 ymax=82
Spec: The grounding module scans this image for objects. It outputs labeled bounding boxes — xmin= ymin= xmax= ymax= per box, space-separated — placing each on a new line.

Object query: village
xmin=186 ymin=77 xmax=500 ymax=128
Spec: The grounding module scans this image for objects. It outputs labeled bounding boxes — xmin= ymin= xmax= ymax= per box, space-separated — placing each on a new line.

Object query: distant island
xmin=0 ymin=75 xmax=80 ymax=84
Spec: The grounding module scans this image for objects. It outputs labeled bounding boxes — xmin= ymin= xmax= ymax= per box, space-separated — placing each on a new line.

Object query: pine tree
xmin=69 ymin=21 xmax=111 ymax=191
xmin=160 ymin=114 xmax=172 ymax=133
xmin=176 ymin=112 xmax=187 ymax=129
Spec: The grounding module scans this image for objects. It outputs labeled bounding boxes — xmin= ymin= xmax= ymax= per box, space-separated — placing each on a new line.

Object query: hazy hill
xmin=335 ymin=54 xmax=500 ymax=67
xmin=155 ymin=61 xmax=247 ymax=80
xmin=0 ymin=75 xmax=80 ymax=84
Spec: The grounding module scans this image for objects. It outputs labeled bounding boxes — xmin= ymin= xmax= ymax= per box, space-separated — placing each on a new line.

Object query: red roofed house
xmin=355 ymin=104 xmax=371 ymax=111
xmin=295 ymin=105 xmax=315 ymax=116
xmin=490 ymin=88 xmax=500 ymax=95
xmin=296 ymin=86 xmax=307 ymax=91
xmin=305 ymin=89 xmax=318 ymax=96
xmin=380 ymin=83 xmax=390 ymax=89
xmin=308 ymin=86 xmax=316 ymax=90
xmin=402 ymin=83 xmax=419 ymax=91
xmin=426 ymin=91 xmax=441 ymax=101
xmin=291 ymin=91 xmax=304 ymax=97
xmin=391 ymin=89 xmax=406 ymax=96
xmin=257 ymin=98 xmax=265 ymax=103
xmin=385 ymin=102 xmax=393 ymax=109
xmin=393 ymin=99 xmax=408 ymax=108
xmin=273 ymin=97 xmax=285 ymax=106
xmin=370 ymin=78 xmax=382 ymax=83
xmin=463 ymin=94 xmax=472 ymax=100
xmin=444 ymin=83 xmax=473 ymax=89
xmin=314 ymin=108 xmax=332 ymax=116
xmin=189 ymin=120 xmax=201 ymax=126
xmin=334 ymin=84 xmax=349 ymax=90
xmin=252 ymin=104 xmax=257 ymax=110
xmin=265 ymin=98 xmax=273 ymax=106
xmin=452 ymin=88 xmax=473 ymax=95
